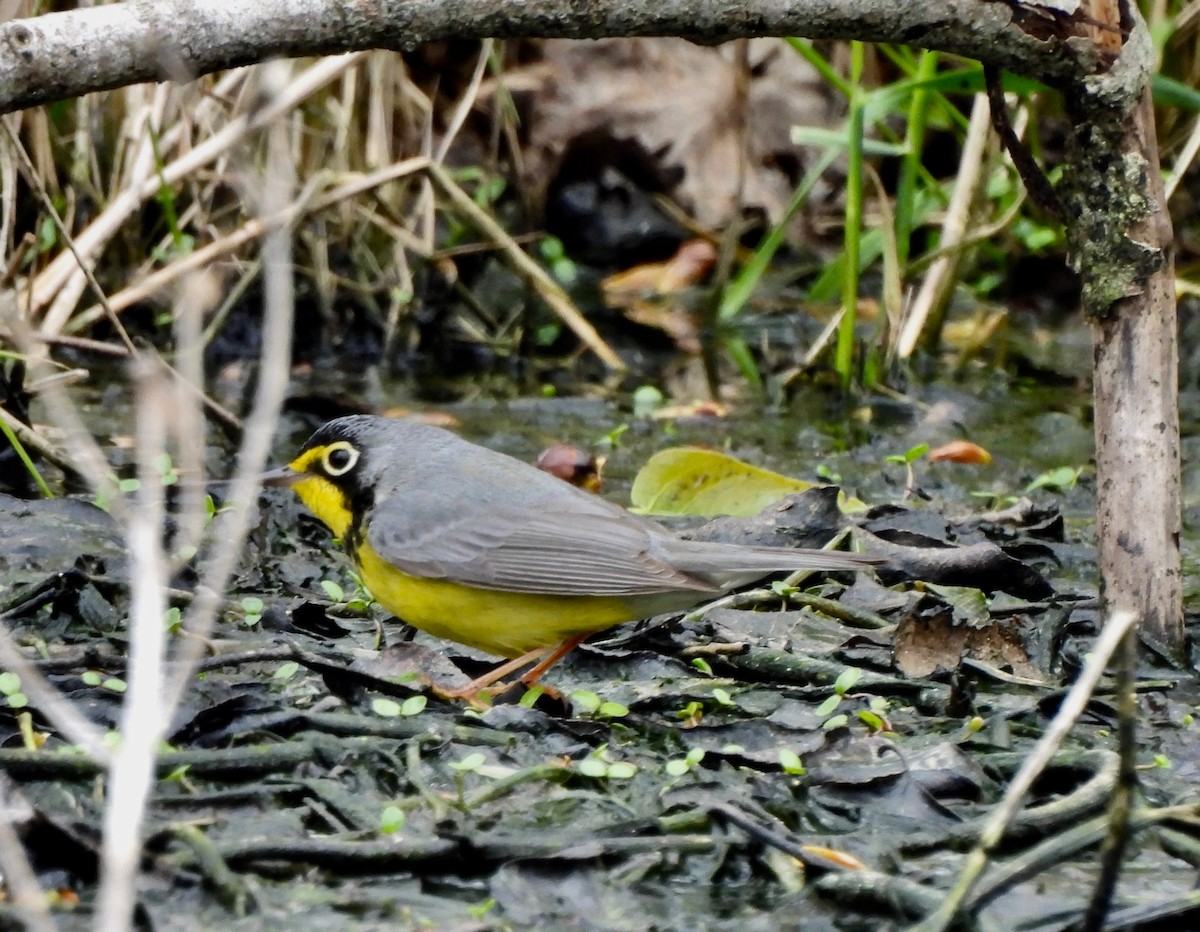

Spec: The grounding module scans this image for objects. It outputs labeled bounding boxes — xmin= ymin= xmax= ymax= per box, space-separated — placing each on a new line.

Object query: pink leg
xmin=519 ymin=631 xmax=591 ymax=687
xmin=434 ymin=631 xmax=592 ymax=703
xmin=434 ymin=644 xmax=551 ymax=702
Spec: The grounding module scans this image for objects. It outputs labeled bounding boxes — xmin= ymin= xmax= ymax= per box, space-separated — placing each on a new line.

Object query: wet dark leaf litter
xmin=4 ymin=394 xmax=1200 ymax=931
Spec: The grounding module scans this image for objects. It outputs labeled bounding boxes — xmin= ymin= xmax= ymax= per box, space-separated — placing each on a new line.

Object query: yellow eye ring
xmin=321 ymin=441 xmax=360 ymax=477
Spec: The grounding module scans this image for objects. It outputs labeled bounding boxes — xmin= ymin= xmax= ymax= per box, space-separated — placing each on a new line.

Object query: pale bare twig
xmin=94 ymin=361 xmax=172 ymax=931
xmin=895 ymin=92 xmax=992 ymax=359
xmin=436 ymin=39 xmax=492 ymax=165
xmin=0 ymin=778 xmax=53 ymax=932
xmin=1165 ymin=113 xmax=1200 ymax=202
xmin=162 ymin=61 xmax=296 ymax=716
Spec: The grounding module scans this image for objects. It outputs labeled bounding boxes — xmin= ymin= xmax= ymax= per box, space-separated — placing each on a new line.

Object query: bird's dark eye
xmin=321 ymin=441 xmax=359 ymax=477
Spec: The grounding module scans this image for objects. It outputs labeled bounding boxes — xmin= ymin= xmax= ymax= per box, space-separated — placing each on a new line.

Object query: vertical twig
xmin=895 ymin=92 xmax=992 ymax=359
xmin=161 ymin=60 xmax=297 ymax=713
xmin=89 ymin=59 xmax=299 ymax=931
xmin=94 ymin=360 xmax=171 ymax=931
xmin=169 ymin=270 xmax=221 ymax=567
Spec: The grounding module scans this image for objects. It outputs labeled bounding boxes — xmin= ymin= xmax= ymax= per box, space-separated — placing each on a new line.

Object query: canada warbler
xmin=265 ymin=415 xmax=880 ymax=697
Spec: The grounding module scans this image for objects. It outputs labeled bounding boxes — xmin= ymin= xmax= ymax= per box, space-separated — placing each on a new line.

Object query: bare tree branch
xmin=0 ymin=0 xmax=1105 ymax=115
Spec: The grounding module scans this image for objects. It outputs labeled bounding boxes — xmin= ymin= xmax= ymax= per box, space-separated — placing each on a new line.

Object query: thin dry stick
xmin=169 ymin=271 xmax=219 ymax=569
xmin=905 ymin=190 xmax=1026 ymax=276
xmin=436 ymin=39 xmax=491 ymax=165
xmin=1082 ymin=623 xmax=1138 ymax=931
xmin=4 ymin=316 xmax=123 ymax=518
xmin=0 ymin=405 xmax=90 ymax=483
xmin=94 ymin=361 xmax=172 ymax=932
xmin=200 ymin=259 xmax=262 ymax=348
xmin=0 ymin=118 xmax=137 ymax=354
xmin=405 ymin=42 xmax=481 ymax=236
xmin=25 ymin=331 xmax=131 ymax=357
xmin=425 ymin=161 xmax=627 ymax=370
xmin=983 ymin=66 xmax=1062 ymax=221
xmin=0 ymin=114 xmax=16 ymax=258
xmin=34 ymin=53 xmax=365 ymax=332
xmin=1165 ymin=113 xmax=1200 ymax=201
xmin=381 ymin=41 xmax=492 ymax=352
xmin=895 ymin=92 xmax=992 ymax=359
xmin=867 ymin=165 xmax=903 ymax=343
xmin=910 ymin=609 xmax=1139 ymax=932
xmin=0 ymin=231 xmax=35 ymax=287
xmin=162 ymin=61 xmax=296 ymax=715
xmin=70 ymin=156 xmax=431 ymax=329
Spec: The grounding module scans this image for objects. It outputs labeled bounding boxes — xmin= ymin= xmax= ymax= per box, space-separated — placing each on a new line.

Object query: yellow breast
xmin=355 ymin=543 xmax=643 ymax=658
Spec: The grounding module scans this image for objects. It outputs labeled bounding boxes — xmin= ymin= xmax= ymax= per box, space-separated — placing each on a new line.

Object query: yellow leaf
xmin=629 ymin=447 xmax=866 ymax=516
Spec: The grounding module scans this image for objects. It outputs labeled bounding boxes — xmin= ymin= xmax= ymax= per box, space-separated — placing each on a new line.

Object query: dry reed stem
xmin=70 ymin=156 xmax=431 ymax=331
xmin=896 ymin=92 xmax=993 ymax=359
xmin=1165 ymin=113 xmax=1200 ymax=201
xmin=1 ymin=117 xmax=137 ymax=353
xmin=33 ymin=54 xmax=364 ymax=333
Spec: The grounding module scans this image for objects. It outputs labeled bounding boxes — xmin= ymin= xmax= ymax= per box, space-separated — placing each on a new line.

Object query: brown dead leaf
xmin=603 ymin=239 xmax=717 ymax=298
xmin=522 ymin=38 xmax=839 ymax=234
xmin=800 ymin=845 xmax=866 ymax=870
xmin=602 ymin=239 xmax=717 ymax=353
xmin=893 ymin=613 xmax=1039 ymax=679
xmin=928 ymin=440 xmax=993 ymax=465
xmin=621 ymin=299 xmax=703 ymax=353
xmin=352 ymin=641 xmax=469 ymax=690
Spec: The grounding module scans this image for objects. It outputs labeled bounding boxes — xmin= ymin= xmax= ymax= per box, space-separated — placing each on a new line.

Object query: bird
xmin=264 ymin=415 xmax=881 ymax=700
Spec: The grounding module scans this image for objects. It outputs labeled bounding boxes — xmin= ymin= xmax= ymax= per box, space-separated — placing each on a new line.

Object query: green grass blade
xmin=0 ymin=416 xmax=53 ymax=498
xmin=836 ymin=45 xmax=866 ymax=390
xmin=894 ymin=50 xmax=939 ymax=268
xmin=784 ymin=37 xmax=852 ymax=98
xmin=717 ymin=146 xmax=839 ymax=323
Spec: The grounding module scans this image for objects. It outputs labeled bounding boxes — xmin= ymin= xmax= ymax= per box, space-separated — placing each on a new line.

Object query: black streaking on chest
xmin=344 ymin=485 xmax=375 ymax=558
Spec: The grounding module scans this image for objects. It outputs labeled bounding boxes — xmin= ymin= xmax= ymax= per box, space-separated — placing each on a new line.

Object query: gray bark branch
xmin=0 ymin=0 xmax=1103 ymax=115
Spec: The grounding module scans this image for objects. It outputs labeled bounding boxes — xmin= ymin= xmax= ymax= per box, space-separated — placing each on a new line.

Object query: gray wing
xmin=367 ymin=506 xmax=719 ymax=597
